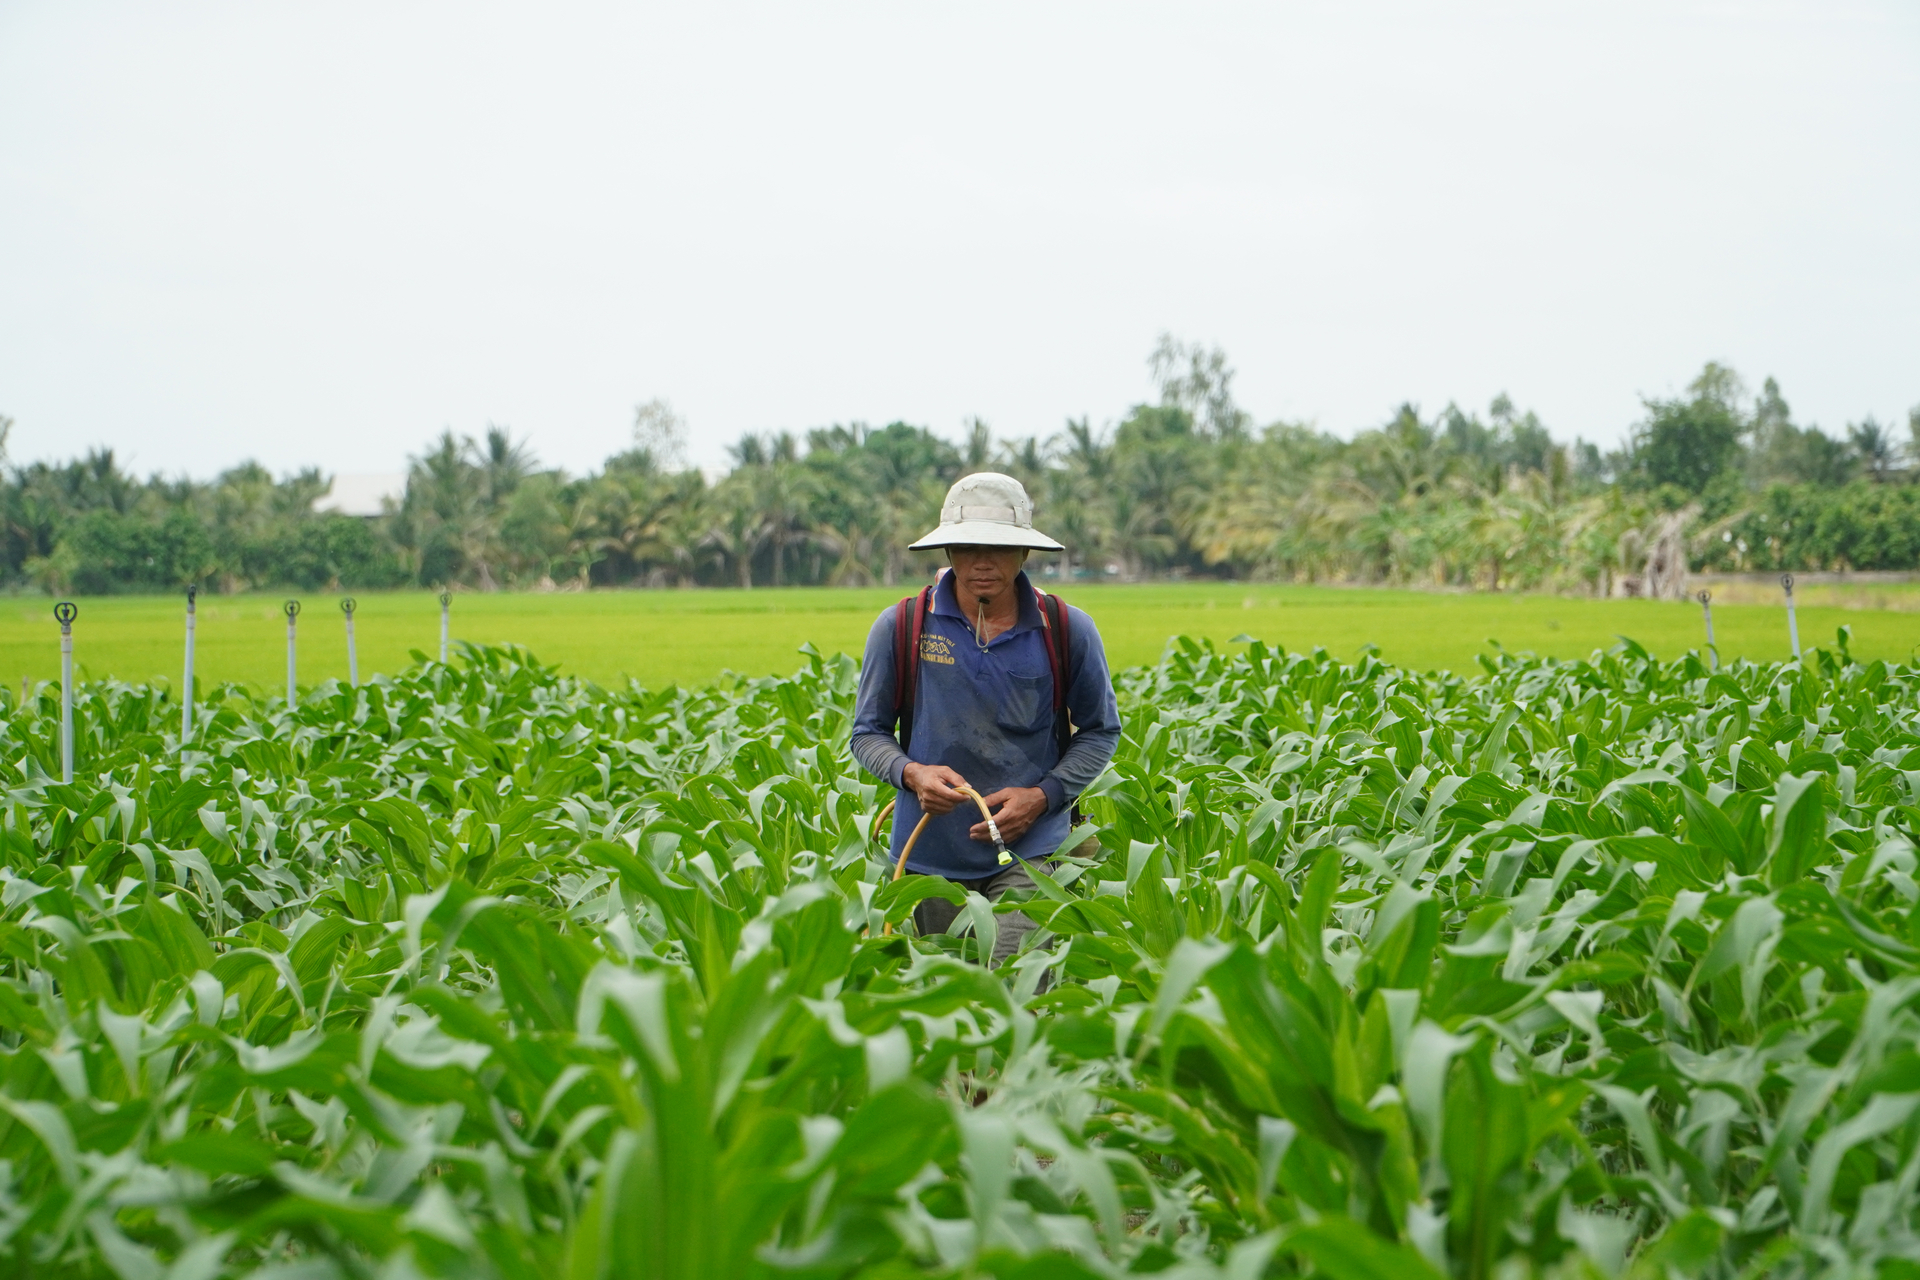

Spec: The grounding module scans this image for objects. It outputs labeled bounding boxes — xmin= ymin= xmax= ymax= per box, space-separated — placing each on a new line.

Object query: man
xmin=850 ymin=472 xmax=1121 ymax=966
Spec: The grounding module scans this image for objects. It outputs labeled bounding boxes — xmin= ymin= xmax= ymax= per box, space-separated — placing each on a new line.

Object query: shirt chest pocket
xmin=994 ymin=671 xmax=1052 ymax=734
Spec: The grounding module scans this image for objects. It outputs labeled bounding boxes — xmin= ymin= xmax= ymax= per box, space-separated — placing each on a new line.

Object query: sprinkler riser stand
xmin=284 ymin=600 xmax=301 ymax=706
xmin=1697 ymin=590 xmax=1716 ymax=671
xmin=1782 ymin=574 xmax=1801 ymax=659
xmin=182 ymin=589 xmax=197 ymax=743
xmin=341 ymin=598 xmax=359 ymax=688
xmin=60 ymin=630 xmax=73 ymax=784
xmin=54 ymin=602 xmax=77 ymax=785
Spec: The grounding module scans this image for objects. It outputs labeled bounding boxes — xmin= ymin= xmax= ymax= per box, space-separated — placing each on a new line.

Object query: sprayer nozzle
xmin=986 ymin=818 xmax=1011 ymax=864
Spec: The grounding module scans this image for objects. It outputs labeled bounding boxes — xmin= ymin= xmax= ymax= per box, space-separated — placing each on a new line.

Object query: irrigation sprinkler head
xmin=54 ymin=601 xmax=77 ymax=630
xmin=439 ymin=591 xmax=452 ymax=608
xmin=1781 ymin=573 xmax=1795 ymax=595
xmin=186 ymin=585 xmax=197 ymax=607
xmin=340 ymin=597 xmax=357 ymax=617
xmin=284 ymin=600 xmax=301 ymax=619
xmin=1697 ymin=590 xmax=1711 ymax=605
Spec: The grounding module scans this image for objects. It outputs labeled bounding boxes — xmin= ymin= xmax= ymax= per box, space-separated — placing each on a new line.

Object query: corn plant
xmin=0 ymin=630 xmax=1915 ymax=1278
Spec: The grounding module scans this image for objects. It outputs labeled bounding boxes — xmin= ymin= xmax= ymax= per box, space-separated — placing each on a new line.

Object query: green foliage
xmin=64 ymin=507 xmax=216 ymax=594
xmin=6 ymin=351 xmax=1917 ymax=595
xmin=1625 ymin=363 xmax=1747 ymax=494
xmin=1699 ymin=482 xmax=1920 ymax=573
xmin=2 ymin=452 xmax=405 ymax=595
xmin=7 ymin=629 xmax=1920 ymax=1275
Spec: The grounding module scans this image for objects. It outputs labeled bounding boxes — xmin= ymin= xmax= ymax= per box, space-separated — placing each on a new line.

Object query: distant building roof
xmin=314 ymin=472 xmax=407 ymax=518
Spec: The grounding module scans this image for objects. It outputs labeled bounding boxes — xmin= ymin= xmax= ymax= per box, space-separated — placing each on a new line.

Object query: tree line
xmin=5 ymin=339 xmax=1917 ymax=597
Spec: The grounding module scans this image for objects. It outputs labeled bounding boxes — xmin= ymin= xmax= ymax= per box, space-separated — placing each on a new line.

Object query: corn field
xmin=1 ymin=630 xmax=1917 ymax=1278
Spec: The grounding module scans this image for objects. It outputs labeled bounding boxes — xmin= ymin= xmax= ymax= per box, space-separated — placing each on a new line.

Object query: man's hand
xmin=902 ymin=762 xmax=971 ymax=815
xmin=969 ymin=787 xmax=1048 ymax=845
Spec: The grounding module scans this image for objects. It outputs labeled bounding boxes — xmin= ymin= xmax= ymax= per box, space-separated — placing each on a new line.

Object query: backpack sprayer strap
xmin=892 ymin=586 xmax=932 ymax=752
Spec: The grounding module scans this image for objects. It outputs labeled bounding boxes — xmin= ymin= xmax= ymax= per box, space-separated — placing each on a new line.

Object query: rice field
xmin=4 ymin=582 xmax=1915 ymax=692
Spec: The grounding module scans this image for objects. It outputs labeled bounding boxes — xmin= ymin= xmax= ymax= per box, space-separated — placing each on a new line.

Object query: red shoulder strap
xmin=1035 ymin=588 xmax=1070 ymax=711
xmin=892 ymin=587 xmax=933 ymax=750
xmin=910 ymin=586 xmax=930 ymax=698
xmin=1037 ymin=588 xmax=1075 ymax=765
xmin=893 ymin=594 xmax=915 ymax=714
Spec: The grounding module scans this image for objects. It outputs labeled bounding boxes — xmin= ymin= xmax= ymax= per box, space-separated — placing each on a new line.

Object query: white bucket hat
xmin=909 ymin=472 xmax=1064 ymax=551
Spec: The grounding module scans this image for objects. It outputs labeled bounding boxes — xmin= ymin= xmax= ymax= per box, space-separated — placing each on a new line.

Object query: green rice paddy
xmin=4 ymin=582 xmax=1913 ymax=692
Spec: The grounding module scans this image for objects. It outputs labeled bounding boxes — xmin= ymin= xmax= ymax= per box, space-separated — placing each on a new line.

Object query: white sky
xmin=2 ymin=1 xmax=1916 ymax=480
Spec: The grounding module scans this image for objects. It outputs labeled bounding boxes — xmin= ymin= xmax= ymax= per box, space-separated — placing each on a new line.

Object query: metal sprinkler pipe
xmin=55 ymin=602 xmax=76 ymax=784
xmin=1782 ymin=573 xmax=1801 ymax=659
xmin=1697 ymin=589 xmax=1716 ymax=670
xmin=439 ymin=590 xmax=451 ymax=664
xmin=284 ymin=600 xmax=302 ymax=706
xmin=341 ymin=597 xmax=359 ymax=687
xmin=182 ymin=586 xmax=197 ymax=743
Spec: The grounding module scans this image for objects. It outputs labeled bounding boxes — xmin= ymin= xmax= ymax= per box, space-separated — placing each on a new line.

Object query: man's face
xmin=947 ymin=546 xmax=1028 ymax=607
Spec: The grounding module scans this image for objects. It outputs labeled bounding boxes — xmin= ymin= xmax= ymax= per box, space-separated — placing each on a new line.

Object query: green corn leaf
xmin=1768 ymin=771 xmax=1828 ymax=888
xmin=1285 ymin=1218 xmax=1446 ymax=1280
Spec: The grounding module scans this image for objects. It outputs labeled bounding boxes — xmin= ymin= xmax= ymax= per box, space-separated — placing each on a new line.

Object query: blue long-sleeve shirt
xmin=849 ymin=571 xmax=1121 ymax=878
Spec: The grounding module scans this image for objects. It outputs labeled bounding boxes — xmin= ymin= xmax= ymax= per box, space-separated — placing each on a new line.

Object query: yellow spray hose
xmin=874 ymin=785 xmax=1006 ymax=935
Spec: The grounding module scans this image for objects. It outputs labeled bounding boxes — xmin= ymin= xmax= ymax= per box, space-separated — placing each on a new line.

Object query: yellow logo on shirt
xmin=919 ymin=634 xmax=956 ymax=665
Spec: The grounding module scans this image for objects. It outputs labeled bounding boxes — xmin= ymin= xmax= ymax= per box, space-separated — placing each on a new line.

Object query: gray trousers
xmin=910 ymin=860 xmax=1051 ymax=967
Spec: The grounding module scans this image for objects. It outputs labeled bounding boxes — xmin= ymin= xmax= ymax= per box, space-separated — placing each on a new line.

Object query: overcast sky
xmin=2 ymin=1 xmax=1915 ymax=481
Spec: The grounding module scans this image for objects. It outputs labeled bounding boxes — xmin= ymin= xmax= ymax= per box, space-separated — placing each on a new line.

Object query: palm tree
xmin=705 ymin=475 xmax=771 ymax=588
xmin=816 ymin=506 xmax=884 ymax=586
xmin=1850 ymin=418 xmax=1899 ymax=482
xmin=753 ymin=453 xmax=817 ymax=588
xmin=653 ymin=471 xmax=712 ymax=586
xmin=1040 ymin=420 xmax=1115 ymax=581
xmin=479 ymin=426 xmax=538 ymax=501
xmin=383 ymin=430 xmax=526 ymax=589
xmin=994 ymin=435 xmax=1047 ymax=494
xmin=963 ymin=417 xmax=993 ymax=470
xmin=720 ymin=432 xmax=817 ymax=588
